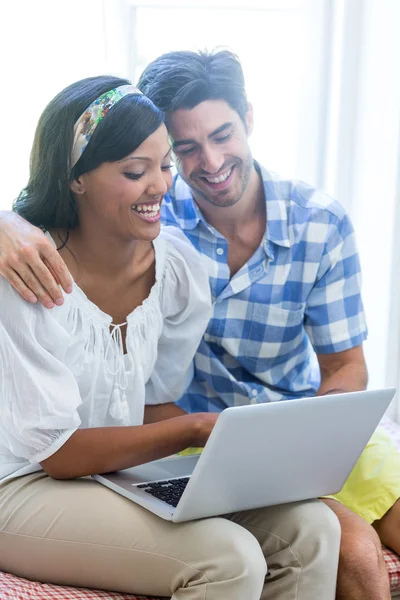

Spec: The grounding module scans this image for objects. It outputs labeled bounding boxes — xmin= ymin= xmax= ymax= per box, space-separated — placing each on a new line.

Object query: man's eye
xmin=215 ymin=134 xmax=232 ymax=143
xmin=124 ymin=172 xmax=144 ymax=180
xmin=177 ymin=147 xmax=195 ymax=156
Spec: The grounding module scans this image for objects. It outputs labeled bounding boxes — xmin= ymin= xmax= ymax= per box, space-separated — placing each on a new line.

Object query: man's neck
xmin=192 ymin=165 xmax=265 ymax=238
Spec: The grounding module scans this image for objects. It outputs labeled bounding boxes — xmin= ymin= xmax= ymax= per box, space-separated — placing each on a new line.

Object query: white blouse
xmin=0 ymin=227 xmax=212 ymax=483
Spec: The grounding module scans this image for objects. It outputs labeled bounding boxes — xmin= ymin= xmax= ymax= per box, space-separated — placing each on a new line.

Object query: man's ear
xmin=245 ymin=103 xmax=254 ymax=137
xmin=70 ymin=177 xmax=85 ymax=195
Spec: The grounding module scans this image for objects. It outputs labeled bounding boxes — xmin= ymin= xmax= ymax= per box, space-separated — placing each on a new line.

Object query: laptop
xmin=93 ymin=388 xmax=395 ymax=522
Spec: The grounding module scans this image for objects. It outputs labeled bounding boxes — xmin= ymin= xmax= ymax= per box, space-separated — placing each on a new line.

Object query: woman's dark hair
xmin=14 ymin=76 xmax=164 ymax=230
xmin=137 ymin=49 xmax=249 ymax=123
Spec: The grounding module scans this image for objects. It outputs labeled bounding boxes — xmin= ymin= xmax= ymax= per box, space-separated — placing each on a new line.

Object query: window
xmin=127 ymin=0 xmax=329 ymax=184
xmin=1 ymin=0 xmax=328 ymax=207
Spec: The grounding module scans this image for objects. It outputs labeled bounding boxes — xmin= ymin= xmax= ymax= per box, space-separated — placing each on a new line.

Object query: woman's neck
xmin=51 ymin=226 xmax=154 ymax=282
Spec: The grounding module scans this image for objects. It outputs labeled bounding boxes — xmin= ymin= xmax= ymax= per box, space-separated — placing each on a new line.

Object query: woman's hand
xmin=190 ymin=412 xmax=220 ymax=446
xmin=0 ymin=212 xmax=72 ymax=307
xmin=142 ymin=406 xmax=219 ymax=449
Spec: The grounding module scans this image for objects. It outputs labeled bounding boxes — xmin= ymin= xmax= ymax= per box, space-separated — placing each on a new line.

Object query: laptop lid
xmin=173 ymin=388 xmax=395 ymax=521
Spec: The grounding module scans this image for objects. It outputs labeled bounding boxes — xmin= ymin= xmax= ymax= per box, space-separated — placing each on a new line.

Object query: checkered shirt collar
xmin=170 ymin=161 xmax=292 ymax=249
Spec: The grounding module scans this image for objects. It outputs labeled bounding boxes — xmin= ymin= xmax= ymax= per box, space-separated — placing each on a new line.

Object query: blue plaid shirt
xmin=161 ymin=163 xmax=368 ymax=413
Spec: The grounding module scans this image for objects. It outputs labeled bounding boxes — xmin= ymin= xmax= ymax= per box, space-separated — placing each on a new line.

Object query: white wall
xmin=0 ymin=0 xmax=129 ymax=206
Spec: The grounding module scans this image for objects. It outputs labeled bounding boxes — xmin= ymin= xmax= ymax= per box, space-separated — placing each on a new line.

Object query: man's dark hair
xmin=138 ymin=49 xmax=249 ymax=123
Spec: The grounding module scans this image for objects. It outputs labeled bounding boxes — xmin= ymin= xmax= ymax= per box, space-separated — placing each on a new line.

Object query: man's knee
xmin=340 ymin=524 xmax=386 ymax=580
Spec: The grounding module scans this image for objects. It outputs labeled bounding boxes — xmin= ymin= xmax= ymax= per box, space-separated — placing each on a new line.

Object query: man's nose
xmin=200 ymin=146 xmax=224 ymax=174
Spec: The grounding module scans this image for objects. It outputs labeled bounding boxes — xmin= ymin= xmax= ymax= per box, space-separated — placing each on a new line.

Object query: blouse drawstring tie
xmin=105 ymin=323 xmax=130 ymax=422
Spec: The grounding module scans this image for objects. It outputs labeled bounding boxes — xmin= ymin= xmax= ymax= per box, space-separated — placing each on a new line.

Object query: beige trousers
xmin=0 ymin=472 xmax=340 ymax=600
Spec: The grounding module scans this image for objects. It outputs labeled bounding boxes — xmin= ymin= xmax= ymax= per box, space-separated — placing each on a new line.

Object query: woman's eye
xmin=124 ymin=172 xmax=144 ymax=180
xmin=161 ymin=164 xmax=173 ymax=171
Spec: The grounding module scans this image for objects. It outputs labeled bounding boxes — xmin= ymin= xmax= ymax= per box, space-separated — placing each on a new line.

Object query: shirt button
xmin=251 ymin=389 xmax=258 ymax=397
xmin=216 ymin=247 xmax=224 ymax=256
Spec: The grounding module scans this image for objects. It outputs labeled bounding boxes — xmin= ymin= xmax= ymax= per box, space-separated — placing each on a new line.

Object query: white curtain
xmin=320 ymin=0 xmax=400 ymax=416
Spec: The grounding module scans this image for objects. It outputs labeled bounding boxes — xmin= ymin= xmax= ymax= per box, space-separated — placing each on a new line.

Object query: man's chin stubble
xmin=192 ymin=185 xmax=242 ymax=208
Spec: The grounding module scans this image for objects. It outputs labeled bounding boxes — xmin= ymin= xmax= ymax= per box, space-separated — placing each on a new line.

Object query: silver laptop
xmin=93 ymin=388 xmax=395 ymax=522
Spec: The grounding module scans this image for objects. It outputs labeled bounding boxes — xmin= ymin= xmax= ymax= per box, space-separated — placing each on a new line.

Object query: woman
xmin=0 ymin=75 xmax=270 ymax=600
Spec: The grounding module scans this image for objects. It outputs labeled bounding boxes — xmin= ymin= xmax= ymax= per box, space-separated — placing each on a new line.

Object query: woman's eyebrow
xmin=120 ymin=147 xmax=172 ymax=163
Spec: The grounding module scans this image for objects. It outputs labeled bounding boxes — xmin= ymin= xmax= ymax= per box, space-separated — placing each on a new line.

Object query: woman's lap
xmin=0 ymin=472 xmax=258 ymax=598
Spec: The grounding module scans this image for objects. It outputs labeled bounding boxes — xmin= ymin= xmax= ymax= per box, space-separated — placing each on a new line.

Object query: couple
xmin=0 ymin=49 xmax=399 ymax=600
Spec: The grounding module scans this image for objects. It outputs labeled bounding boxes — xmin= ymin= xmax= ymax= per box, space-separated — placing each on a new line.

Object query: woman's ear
xmin=70 ymin=177 xmax=85 ymax=195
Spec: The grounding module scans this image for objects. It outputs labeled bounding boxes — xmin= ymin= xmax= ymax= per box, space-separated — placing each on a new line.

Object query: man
xmin=0 ymin=50 xmax=391 ymax=599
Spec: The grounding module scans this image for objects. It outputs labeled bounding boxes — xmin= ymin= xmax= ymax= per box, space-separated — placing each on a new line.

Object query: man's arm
xmin=316 ymin=345 xmax=368 ymax=396
xmin=0 ymin=211 xmax=71 ymax=306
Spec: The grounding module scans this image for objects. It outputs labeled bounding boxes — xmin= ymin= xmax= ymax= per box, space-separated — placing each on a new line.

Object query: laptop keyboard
xmin=136 ymin=477 xmax=190 ymax=508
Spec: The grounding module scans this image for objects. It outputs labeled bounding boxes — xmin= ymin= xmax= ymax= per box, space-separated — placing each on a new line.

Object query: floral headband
xmin=70 ymin=84 xmax=142 ymax=170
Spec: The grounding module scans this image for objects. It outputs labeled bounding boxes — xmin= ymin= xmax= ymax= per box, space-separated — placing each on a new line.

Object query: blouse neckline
xmin=45 ymin=231 xmax=165 ymax=328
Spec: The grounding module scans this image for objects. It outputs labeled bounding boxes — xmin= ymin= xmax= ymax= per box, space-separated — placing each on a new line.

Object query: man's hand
xmin=0 ymin=212 xmax=72 ymax=307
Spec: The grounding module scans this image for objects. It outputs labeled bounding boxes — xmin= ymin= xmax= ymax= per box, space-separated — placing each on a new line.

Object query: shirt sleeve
xmin=304 ymin=212 xmax=368 ymax=354
xmin=0 ymin=279 xmax=82 ymax=464
xmin=145 ymin=227 xmax=212 ymax=405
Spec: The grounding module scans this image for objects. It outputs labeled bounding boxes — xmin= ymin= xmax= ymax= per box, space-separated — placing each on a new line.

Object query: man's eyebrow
xmin=173 ymin=122 xmax=233 ymax=149
xmin=119 ymin=148 xmax=172 ymax=163
xmin=209 ymin=122 xmax=233 ymax=138
xmin=172 ymin=138 xmax=197 ymax=149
